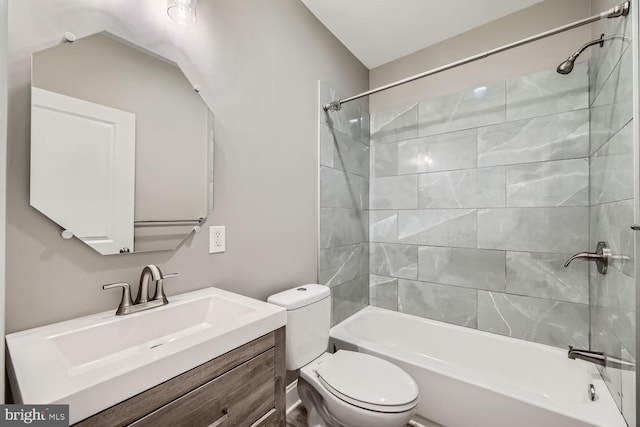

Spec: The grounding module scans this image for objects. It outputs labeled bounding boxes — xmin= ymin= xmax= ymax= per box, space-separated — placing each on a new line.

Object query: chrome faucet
xmin=568 ymin=346 xmax=636 ymax=371
xmin=568 ymin=346 xmax=606 ymax=366
xmin=564 ymin=241 xmax=611 ymax=274
xmin=564 ymin=241 xmax=633 ymax=275
xmin=103 ymin=265 xmax=178 ymax=315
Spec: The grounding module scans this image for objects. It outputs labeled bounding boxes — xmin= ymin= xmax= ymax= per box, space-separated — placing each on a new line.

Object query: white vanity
xmin=6 ymin=287 xmax=286 ymax=426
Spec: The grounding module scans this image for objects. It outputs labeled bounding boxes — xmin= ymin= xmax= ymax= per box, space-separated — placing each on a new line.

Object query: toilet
xmin=268 ymin=284 xmax=418 ymax=427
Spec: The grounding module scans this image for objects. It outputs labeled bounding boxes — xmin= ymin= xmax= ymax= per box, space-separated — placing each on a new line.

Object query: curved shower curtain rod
xmin=322 ymin=1 xmax=630 ymax=112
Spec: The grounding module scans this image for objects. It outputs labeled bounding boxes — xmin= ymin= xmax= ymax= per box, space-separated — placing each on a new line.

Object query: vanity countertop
xmin=6 ymin=287 xmax=286 ymax=424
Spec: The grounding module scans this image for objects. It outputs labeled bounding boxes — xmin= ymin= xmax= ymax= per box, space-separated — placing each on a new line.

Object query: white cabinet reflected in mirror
xmin=30 ymin=32 xmax=213 ymax=255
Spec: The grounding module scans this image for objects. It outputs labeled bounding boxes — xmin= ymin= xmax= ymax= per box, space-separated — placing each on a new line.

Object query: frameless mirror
xmin=30 ymin=32 xmax=213 ymax=255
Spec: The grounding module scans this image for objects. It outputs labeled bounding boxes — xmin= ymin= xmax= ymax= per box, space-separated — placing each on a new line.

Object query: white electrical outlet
xmin=209 ymin=226 xmax=226 ymax=253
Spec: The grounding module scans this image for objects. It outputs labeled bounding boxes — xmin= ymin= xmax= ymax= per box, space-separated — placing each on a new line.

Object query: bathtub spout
xmin=568 ymin=346 xmax=636 ymax=370
xmin=568 ymin=346 xmax=606 ymax=366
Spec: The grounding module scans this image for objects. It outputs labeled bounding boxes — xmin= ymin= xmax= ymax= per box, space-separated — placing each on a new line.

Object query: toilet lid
xmin=314 ymin=350 xmax=418 ymax=409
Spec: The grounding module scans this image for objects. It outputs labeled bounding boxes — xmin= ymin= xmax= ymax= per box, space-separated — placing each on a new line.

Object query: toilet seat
xmin=313 ymin=350 xmax=419 ymax=413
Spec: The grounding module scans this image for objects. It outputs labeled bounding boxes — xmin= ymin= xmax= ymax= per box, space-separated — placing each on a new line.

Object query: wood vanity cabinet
xmin=74 ymin=328 xmax=286 ymax=427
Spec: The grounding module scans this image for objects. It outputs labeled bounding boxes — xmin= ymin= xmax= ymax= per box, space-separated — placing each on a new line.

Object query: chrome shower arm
xmin=573 ymin=35 xmax=606 ymax=57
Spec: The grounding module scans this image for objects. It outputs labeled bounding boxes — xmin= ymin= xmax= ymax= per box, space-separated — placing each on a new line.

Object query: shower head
xmin=557 ymin=34 xmax=605 ymax=74
xmin=557 ymin=55 xmax=578 ymax=74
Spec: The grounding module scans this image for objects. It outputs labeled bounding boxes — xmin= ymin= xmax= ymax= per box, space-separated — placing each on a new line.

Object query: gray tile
xmin=418 ymin=167 xmax=505 ymax=209
xmin=360 ymin=242 xmax=369 ymax=279
xmin=363 ymin=181 xmax=370 ymax=211
xmin=590 ymin=154 xmax=633 ymax=205
xmin=320 ymin=167 xmax=367 ymax=209
xmin=371 ymin=103 xmax=418 ymax=145
xmin=320 ymin=208 xmax=367 ymax=249
xmin=506 ymin=62 xmax=588 ymax=121
xmin=477 ymin=110 xmax=589 ymax=167
xmin=398 ymin=209 xmax=477 ymax=247
xmin=418 ymin=82 xmax=505 ymax=136
xmin=398 ymin=279 xmax=477 ymax=328
xmin=361 ymin=109 xmax=371 ymax=141
xmin=370 ymin=242 xmax=418 ymax=280
xmin=590 ymin=308 xmax=623 ymax=411
xmin=596 ymin=306 xmax=636 ymax=362
xmin=418 ymin=246 xmax=506 ymax=292
xmin=506 ymin=252 xmax=588 ymax=304
xmin=506 ymin=159 xmax=589 ymax=207
xmin=370 ymin=175 xmax=418 ymax=209
xmin=616 ymin=312 xmax=636 ymax=361
xmin=320 ymin=124 xmax=369 ymax=177
xmin=477 ymin=291 xmax=589 ymax=348
xmin=370 ymin=274 xmax=398 ymax=311
xmin=371 ymin=142 xmax=398 ymax=177
xmin=590 ymin=13 xmax=632 ymax=105
xmin=590 ymin=48 xmax=633 ymax=154
xmin=590 ymin=264 xmax=635 ymax=312
xmin=591 ymin=107 xmax=632 ymax=157
xmin=319 ymin=244 xmax=362 ymax=288
xmin=370 ymin=210 xmax=397 ymax=243
xmin=331 ymin=277 xmax=368 ymax=326
xmin=334 ymin=135 xmax=370 ymax=178
xmin=319 ymin=123 xmax=334 ymax=168
xmin=594 ymin=120 xmax=633 ymax=157
xmin=590 ymin=199 xmax=634 ymax=277
xmin=398 ymin=130 xmax=477 ymax=175
xmin=477 ymin=207 xmax=588 ymax=253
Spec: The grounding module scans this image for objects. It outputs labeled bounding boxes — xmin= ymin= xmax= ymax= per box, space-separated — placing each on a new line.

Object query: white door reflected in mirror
xmin=30 ymin=87 xmax=136 ymax=255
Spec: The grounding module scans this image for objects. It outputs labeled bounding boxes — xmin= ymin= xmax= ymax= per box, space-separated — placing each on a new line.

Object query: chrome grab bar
xmin=134 ymin=218 xmax=204 ymax=227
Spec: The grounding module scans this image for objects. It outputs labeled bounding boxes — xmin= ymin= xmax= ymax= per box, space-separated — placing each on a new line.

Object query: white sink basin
xmin=6 ymin=287 xmax=286 ymax=424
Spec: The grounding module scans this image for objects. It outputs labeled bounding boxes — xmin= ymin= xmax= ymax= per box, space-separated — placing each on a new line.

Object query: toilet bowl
xmin=267 ymin=284 xmax=419 ymax=427
xmin=298 ymin=352 xmax=418 ymax=427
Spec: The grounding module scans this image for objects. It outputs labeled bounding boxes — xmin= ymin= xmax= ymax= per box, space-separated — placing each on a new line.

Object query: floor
xmin=285 ymin=405 xmax=417 ymax=427
xmin=285 ymin=405 xmax=308 ymax=427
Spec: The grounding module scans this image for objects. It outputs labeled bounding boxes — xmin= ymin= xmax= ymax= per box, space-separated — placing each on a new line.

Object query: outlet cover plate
xmin=209 ymin=226 xmax=225 ymax=254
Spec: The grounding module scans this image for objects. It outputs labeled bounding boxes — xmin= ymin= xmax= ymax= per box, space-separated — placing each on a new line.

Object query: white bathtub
xmin=330 ymin=306 xmax=626 ymax=427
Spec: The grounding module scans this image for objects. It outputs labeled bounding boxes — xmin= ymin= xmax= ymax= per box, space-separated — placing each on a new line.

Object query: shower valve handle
xmin=564 ymin=241 xmax=610 ymax=274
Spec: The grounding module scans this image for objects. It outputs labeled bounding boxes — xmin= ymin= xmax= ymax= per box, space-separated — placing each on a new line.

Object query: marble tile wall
xmin=369 ymin=62 xmax=592 ymax=350
xmin=318 ymin=82 xmax=370 ymax=326
xmin=587 ymin=4 xmax=635 ymax=423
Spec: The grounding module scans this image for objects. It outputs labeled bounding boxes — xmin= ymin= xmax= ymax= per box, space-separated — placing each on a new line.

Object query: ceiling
xmin=301 ymin=0 xmax=544 ymax=69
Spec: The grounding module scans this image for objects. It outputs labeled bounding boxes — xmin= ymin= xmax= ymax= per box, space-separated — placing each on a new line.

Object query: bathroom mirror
xmin=30 ymin=32 xmax=213 ymax=255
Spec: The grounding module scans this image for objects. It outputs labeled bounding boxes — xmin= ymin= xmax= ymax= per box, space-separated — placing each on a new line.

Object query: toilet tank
xmin=267 ymin=284 xmax=330 ymax=370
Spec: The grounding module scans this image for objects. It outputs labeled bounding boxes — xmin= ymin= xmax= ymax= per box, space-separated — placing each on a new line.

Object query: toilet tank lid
xmin=267 ymin=284 xmax=330 ymax=310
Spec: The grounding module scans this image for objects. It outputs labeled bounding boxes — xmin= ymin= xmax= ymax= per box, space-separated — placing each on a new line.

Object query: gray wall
xmin=587 ymin=1 xmax=636 ymax=423
xmin=369 ymin=0 xmax=592 ymax=112
xmin=0 ymin=0 xmax=7 ymax=403
xmin=318 ymin=83 xmax=369 ymax=325
xmin=6 ymin=0 xmax=368 ymax=333
xmin=369 ymin=64 xmax=591 ymax=349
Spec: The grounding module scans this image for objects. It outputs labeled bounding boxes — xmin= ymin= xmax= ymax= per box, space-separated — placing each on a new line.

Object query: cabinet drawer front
xmin=131 ymin=349 xmax=275 ymax=427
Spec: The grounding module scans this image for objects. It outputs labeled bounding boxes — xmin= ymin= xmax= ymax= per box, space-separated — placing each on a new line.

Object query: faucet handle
xmin=103 ymin=282 xmax=134 ymax=315
xmin=153 ymin=272 xmax=178 ymax=303
xmin=564 ymin=241 xmax=611 ymax=274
